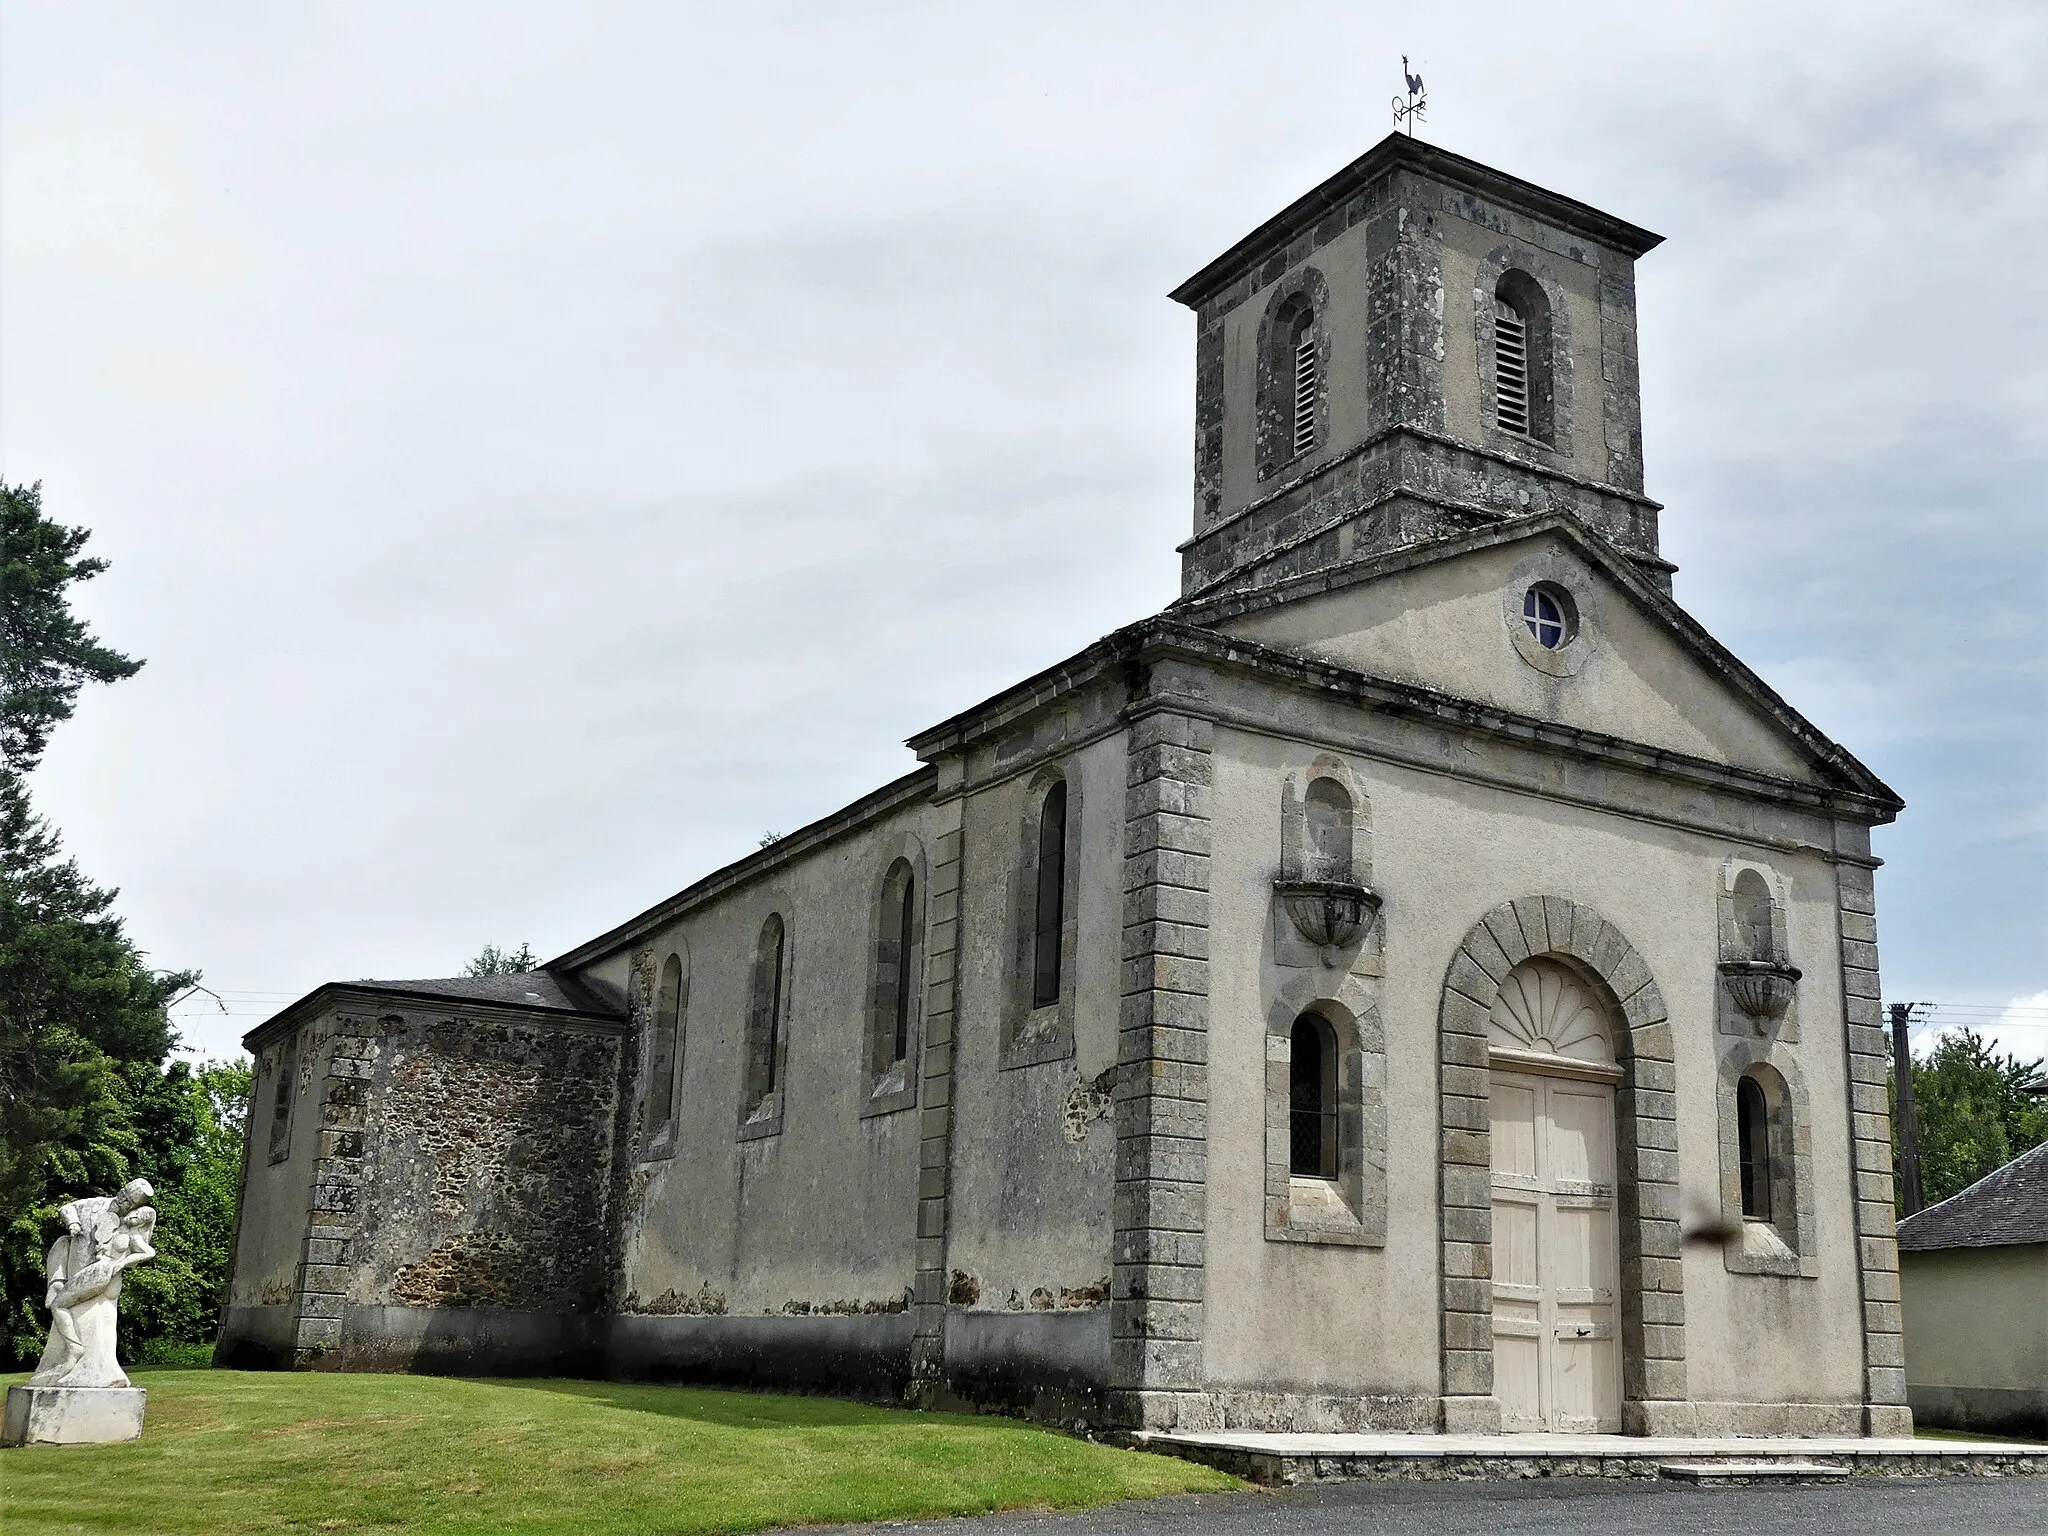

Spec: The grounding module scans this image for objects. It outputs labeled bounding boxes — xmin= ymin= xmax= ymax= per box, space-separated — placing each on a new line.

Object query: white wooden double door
xmin=1489 ymin=1068 xmax=1622 ymax=1432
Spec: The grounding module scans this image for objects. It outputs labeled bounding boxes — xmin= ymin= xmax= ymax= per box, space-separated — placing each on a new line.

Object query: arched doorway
xmin=1486 ymin=958 xmax=1622 ymax=1432
xmin=1435 ymin=896 xmax=1688 ymax=1438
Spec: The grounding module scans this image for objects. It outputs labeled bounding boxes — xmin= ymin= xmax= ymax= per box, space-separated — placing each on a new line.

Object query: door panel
xmin=1489 ymin=1068 xmax=1621 ymax=1432
xmin=1493 ymin=1195 xmax=1540 ymax=1291
xmin=1491 ymin=1079 xmax=1539 ymax=1177
xmin=1546 ymin=1082 xmax=1613 ymax=1184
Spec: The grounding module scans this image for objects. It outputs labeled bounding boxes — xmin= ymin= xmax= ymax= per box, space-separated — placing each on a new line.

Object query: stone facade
xmin=221 ymin=135 xmax=1911 ymax=1440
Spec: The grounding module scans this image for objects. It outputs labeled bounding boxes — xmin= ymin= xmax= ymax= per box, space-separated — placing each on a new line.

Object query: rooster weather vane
xmin=1393 ymin=55 xmax=1427 ymax=136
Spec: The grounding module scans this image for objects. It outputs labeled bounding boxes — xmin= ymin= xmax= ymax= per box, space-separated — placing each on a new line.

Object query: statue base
xmin=3 ymin=1385 xmax=147 ymax=1447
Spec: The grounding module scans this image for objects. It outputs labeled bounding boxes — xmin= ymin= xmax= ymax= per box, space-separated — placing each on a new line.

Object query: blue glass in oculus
xmin=1524 ymin=586 xmax=1568 ymax=649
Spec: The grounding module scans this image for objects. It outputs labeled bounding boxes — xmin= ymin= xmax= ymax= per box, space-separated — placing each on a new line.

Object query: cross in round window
xmin=1522 ymin=583 xmax=1575 ymax=650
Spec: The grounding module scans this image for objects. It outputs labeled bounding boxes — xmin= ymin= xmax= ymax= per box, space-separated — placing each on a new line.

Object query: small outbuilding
xmin=1898 ymin=1142 xmax=2048 ymax=1437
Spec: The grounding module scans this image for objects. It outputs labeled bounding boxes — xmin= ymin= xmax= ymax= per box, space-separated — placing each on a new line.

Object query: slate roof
xmin=242 ymin=969 xmax=623 ymax=1047
xmin=341 ymin=970 xmax=621 ymax=1016
xmin=1897 ymin=1142 xmax=2048 ymax=1252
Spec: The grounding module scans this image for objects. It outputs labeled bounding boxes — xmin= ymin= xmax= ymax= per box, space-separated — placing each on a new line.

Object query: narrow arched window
xmin=1289 ymin=307 xmax=1318 ymax=458
xmin=1302 ymin=778 xmax=1353 ymax=882
xmin=894 ymin=873 xmax=916 ymax=1063
xmin=267 ymin=1037 xmax=297 ymax=1163
xmin=1289 ymin=1013 xmax=1339 ymax=1178
xmin=1031 ymin=780 xmax=1068 ymax=1009
xmin=1737 ymin=1074 xmax=1773 ymax=1222
xmin=1733 ymin=870 xmax=1775 ymax=963
xmin=869 ymin=858 xmax=922 ymax=1079
xmin=645 ymin=953 xmax=683 ymax=1147
xmin=1492 ymin=272 xmax=1553 ymax=444
xmin=744 ymin=914 xmax=786 ymax=1116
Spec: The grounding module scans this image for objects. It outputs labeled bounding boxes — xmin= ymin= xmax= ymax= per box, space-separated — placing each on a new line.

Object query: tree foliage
xmin=466 ymin=942 xmax=539 ymax=976
xmin=1894 ymin=1028 xmax=2048 ymax=1211
xmin=1 ymin=480 xmax=142 ymax=773
xmin=0 ymin=477 xmax=240 ymax=1368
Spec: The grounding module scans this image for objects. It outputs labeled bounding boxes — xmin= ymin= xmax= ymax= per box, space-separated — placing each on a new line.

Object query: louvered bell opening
xmin=1494 ymin=300 xmax=1530 ymax=436
xmin=1292 ymin=331 xmax=1317 ymax=457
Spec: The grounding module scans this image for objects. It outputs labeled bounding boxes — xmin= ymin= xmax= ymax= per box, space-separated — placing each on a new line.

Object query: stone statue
xmin=28 ymin=1179 xmax=158 ymax=1390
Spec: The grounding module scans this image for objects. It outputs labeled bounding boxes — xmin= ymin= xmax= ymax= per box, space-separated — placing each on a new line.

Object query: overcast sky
xmin=4 ymin=1 xmax=2043 ymax=1065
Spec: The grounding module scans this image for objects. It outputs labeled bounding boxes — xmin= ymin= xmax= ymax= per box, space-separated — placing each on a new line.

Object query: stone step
xmin=1129 ymin=1431 xmax=2048 ymax=1486
xmin=1659 ymin=1460 xmax=1850 ymax=1483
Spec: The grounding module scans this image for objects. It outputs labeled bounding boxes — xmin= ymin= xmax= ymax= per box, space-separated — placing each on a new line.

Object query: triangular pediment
xmin=1179 ymin=515 xmax=1895 ymax=801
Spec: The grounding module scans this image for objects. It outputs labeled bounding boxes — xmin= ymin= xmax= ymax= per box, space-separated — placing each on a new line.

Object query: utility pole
xmin=1889 ymin=1001 xmax=1926 ymax=1216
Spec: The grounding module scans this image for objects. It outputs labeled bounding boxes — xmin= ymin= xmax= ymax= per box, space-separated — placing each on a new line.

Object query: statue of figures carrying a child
xmin=29 ymin=1179 xmax=159 ymax=1389
xmin=5 ymin=1179 xmax=159 ymax=1446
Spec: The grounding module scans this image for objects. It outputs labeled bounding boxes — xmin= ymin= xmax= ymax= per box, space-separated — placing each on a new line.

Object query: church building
xmin=221 ymin=135 xmax=1912 ymax=1438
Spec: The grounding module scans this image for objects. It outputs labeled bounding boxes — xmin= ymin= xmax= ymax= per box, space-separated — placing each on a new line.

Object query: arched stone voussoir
xmin=1621 ymin=982 xmax=1671 ymax=1035
xmin=1436 ymin=895 xmax=1689 ymax=1433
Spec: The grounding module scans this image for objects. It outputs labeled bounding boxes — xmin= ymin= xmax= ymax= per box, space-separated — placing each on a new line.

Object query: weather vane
xmin=1393 ymin=55 xmax=1426 ymax=136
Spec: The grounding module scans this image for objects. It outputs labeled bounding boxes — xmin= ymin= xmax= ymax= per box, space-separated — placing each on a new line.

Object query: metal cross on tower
xmin=1393 ymin=55 xmax=1427 ymax=136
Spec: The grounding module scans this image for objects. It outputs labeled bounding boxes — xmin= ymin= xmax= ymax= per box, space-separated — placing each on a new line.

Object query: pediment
xmin=1196 ymin=519 xmax=1886 ymax=795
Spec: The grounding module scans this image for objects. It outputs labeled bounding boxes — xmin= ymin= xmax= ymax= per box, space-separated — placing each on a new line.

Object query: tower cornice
xmin=1169 ymin=134 xmax=1663 ymax=313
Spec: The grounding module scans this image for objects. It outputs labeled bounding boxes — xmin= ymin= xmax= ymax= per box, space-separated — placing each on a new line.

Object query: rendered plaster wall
xmin=215 ymin=1019 xmax=328 ymax=1365
xmin=599 ymin=797 xmax=947 ymax=1398
xmin=941 ymin=728 xmax=1124 ymax=1400
xmin=1200 ymin=729 xmax=1435 ymax=1425
xmin=1217 ymin=534 xmax=1816 ymax=783
xmin=1196 ymin=676 xmax=1870 ymax=1421
xmin=1902 ymin=1244 xmax=2048 ymax=1436
xmin=338 ymin=1006 xmax=622 ymax=1372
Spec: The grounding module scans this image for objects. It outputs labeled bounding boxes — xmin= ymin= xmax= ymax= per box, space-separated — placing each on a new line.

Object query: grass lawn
xmin=1916 ymin=1426 xmax=2048 ymax=1445
xmin=0 ymin=1369 xmax=1237 ymax=1536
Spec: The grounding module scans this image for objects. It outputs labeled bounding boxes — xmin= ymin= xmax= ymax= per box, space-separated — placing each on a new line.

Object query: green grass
xmin=1916 ymin=1425 xmax=2048 ymax=1445
xmin=0 ymin=1369 xmax=1236 ymax=1535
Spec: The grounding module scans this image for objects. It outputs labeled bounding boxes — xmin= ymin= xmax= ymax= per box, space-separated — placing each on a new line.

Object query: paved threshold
xmin=1130 ymin=1430 xmax=2048 ymax=1484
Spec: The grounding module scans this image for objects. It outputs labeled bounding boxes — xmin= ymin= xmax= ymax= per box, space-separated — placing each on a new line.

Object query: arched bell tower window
xmin=1289 ymin=1011 xmax=1339 ymax=1178
xmin=1254 ymin=270 xmax=1328 ymax=481
xmin=1492 ymin=271 xmax=1554 ymax=446
xmin=1288 ymin=305 xmax=1318 ymax=458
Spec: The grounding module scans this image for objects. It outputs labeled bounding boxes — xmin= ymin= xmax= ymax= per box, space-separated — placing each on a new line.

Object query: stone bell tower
xmin=1170 ymin=135 xmax=1671 ymax=603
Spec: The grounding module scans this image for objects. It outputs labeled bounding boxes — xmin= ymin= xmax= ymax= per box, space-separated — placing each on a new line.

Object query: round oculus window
xmin=1522 ymin=583 xmax=1577 ymax=650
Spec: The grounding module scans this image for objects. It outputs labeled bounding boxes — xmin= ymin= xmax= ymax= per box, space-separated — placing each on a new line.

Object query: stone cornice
xmin=1141 ymin=623 xmax=1902 ymax=823
xmin=910 ymin=614 xmax=1900 ymax=826
xmin=1177 ymin=422 xmax=1665 ymax=562
xmin=1169 ymin=134 xmax=1663 ymax=313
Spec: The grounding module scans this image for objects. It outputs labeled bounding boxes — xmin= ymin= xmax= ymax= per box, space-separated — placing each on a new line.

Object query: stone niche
xmin=1716 ymin=860 xmax=1800 ymax=1042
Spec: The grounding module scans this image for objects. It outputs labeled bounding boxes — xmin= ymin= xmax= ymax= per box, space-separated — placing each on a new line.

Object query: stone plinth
xmin=2 ymin=1385 xmax=147 ymax=1447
